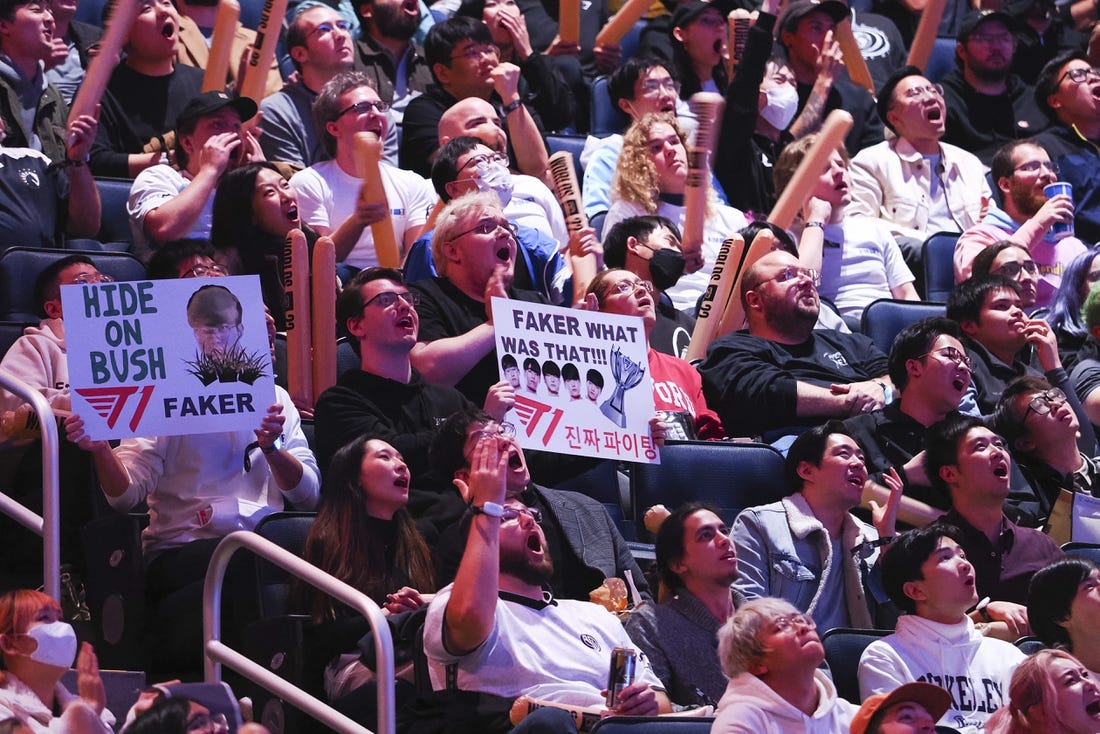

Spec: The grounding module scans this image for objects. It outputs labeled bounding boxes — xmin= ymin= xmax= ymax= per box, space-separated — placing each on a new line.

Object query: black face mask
xmin=647 ymin=247 xmax=685 ymax=291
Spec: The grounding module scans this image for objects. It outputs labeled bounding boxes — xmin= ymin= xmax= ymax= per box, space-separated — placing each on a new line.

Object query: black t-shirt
xmin=410 ymin=276 xmax=549 ymax=406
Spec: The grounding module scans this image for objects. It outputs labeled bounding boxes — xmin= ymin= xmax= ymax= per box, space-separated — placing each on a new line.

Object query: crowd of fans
xmin=5 ymin=0 xmax=1100 ymax=730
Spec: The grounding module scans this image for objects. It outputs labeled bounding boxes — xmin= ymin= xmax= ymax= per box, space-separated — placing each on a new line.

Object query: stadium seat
xmin=922 ymin=232 xmax=959 ymax=304
xmin=590 ymin=75 xmax=628 ymax=138
xmin=859 ymin=299 xmax=946 ymax=355
xmin=589 ymin=716 xmax=715 ymax=733
xmin=1015 ymin=636 xmax=1047 ymax=655
xmin=81 ymin=512 xmax=149 ymax=671
xmin=820 ymin=627 xmax=891 ymax=703
xmin=1063 ymin=542 xmax=1100 ymax=567
xmin=0 ymin=321 xmax=32 ymax=359
xmin=547 ymin=134 xmax=587 ymax=177
xmin=94 ymin=178 xmax=135 ymax=249
xmin=252 ymin=511 xmax=316 ymax=618
xmin=0 ymin=247 xmax=146 ymax=322
xmin=630 ymin=441 xmax=787 ymax=540
xmin=556 ymin=459 xmax=631 ymax=538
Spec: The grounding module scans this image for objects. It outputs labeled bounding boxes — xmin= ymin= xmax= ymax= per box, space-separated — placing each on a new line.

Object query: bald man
xmin=698 ymin=250 xmax=892 ymax=441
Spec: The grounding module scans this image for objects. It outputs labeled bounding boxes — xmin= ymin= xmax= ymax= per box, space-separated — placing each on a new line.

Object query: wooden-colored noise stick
xmin=768 ymin=109 xmax=853 ymax=230
xmin=238 ymin=0 xmax=290 ymax=106
xmin=202 ymin=0 xmax=240 ymax=93
xmin=547 ymin=151 xmax=596 ymax=306
xmin=68 ymin=0 xmax=141 ymax=125
xmin=283 ymin=229 xmax=313 ymax=409
xmin=681 ymin=92 xmax=725 ymax=272
xmin=906 ymin=0 xmax=947 ymax=71
xmin=353 ymin=132 xmax=402 ymax=268
xmin=714 ymin=228 xmax=777 ymax=337
xmin=311 ymin=237 xmax=337 ymax=398
xmin=834 ymin=18 xmax=875 ymax=97
xmin=727 ymin=10 xmax=752 ymax=78
xmin=595 ymin=0 xmax=652 ymax=48
xmin=559 ymin=0 xmax=581 ymax=45
xmin=1 ymin=405 xmax=70 ymax=440
xmin=686 ymin=235 xmax=744 ymax=362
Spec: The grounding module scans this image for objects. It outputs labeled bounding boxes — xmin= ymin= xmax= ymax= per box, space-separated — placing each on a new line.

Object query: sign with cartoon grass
xmin=62 ymin=275 xmax=275 ymax=440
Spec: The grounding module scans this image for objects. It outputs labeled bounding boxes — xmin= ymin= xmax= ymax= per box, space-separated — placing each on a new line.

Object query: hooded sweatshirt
xmin=712 ymin=669 xmax=857 ymax=734
xmin=0 ymin=318 xmax=68 ymax=415
xmin=858 ymin=614 xmax=1025 ymax=733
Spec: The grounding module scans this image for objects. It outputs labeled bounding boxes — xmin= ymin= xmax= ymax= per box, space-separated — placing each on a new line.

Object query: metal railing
xmin=203 ymin=531 xmax=395 ymax=734
xmin=0 ymin=369 xmax=60 ymax=599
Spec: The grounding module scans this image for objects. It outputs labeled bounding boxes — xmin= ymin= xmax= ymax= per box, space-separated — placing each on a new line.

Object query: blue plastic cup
xmin=1044 ymin=181 xmax=1075 ymax=240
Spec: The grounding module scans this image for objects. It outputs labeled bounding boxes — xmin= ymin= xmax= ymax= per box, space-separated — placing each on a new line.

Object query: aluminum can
xmin=606 ymin=647 xmax=636 ymax=708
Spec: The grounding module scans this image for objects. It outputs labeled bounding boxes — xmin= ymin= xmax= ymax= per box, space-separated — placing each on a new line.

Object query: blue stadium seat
xmin=1015 ymin=636 xmax=1047 ymax=655
xmin=590 ymin=75 xmax=628 ymax=138
xmin=922 ymin=231 xmax=959 ymax=304
xmin=630 ymin=441 xmax=787 ymax=540
xmin=547 ymin=134 xmax=587 ymax=177
xmin=589 ymin=717 xmax=714 ymax=734
xmin=820 ymin=627 xmax=891 ymax=703
xmin=0 ymin=247 xmax=146 ymax=322
xmin=1063 ymin=542 xmax=1100 ymax=567
xmin=860 ymin=299 xmax=946 ymax=355
xmin=94 ymin=177 xmax=135 ymax=249
xmin=0 ymin=321 xmax=32 ymax=359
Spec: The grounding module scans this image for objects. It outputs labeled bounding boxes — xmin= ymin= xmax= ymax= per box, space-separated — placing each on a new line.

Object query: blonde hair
xmin=717 ymin=597 xmax=801 ymax=678
xmin=611 ymin=114 xmax=715 ymax=216
xmin=430 ymin=190 xmax=503 ymax=278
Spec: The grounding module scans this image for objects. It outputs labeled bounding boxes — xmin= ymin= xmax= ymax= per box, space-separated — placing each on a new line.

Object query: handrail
xmin=203 ymin=531 xmax=394 ymax=734
xmin=0 ymin=369 xmax=60 ymax=599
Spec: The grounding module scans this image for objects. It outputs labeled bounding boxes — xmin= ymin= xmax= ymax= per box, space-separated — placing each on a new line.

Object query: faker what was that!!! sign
xmin=62 ymin=275 xmax=275 ymax=440
xmin=491 ymin=297 xmax=659 ymax=464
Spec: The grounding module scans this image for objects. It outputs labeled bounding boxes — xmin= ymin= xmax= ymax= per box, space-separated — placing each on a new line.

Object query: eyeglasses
xmin=1013 ymin=159 xmax=1059 ymax=176
xmin=769 ymin=613 xmax=816 ymax=634
xmin=606 ymin=279 xmax=655 ymax=296
xmin=640 ymin=77 xmax=681 ymax=95
xmin=758 ymin=266 xmax=820 ymax=288
xmin=183 ymin=263 xmax=227 ymax=278
xmin=307 ymin=20 xmax=350 ymax=38
xmin=451 ymin=43 xmax=499 ymax=61
xmin=918 ymin=346 xmax=972 ymax=368
xmin=186 ymin=712 xmax=228 ymax=734
xmin=459 ymin=152 xmax=509 ymax=172
xmin=968 ymin=32 xmax=1015 ymax=45
xmin=1058 ymin=66 xmax=1100 ymax=85
xmin=898 ymin=83 xmax=943 ymax=101
xmin=337 ymin=99 xmax=389 ymax=117
xmin=1020 ymin=387 xmax=1067 ymax=424
xmin=70 ymin=272 xmax=114 ymax=285
xmin=192 ymin=323 xmax=240 ymax=340
xmin=501 ymin=506 xmax=542 ymax=524
xmin=993 ymin=260 xmax=1039 ymax=279
xmin=470 ymin=422 xmax=516 ymax=442
xmin=453 ymin=218 xmax=519 ymax=240
xmin=362 ymin=290 xmax=419 ymax=309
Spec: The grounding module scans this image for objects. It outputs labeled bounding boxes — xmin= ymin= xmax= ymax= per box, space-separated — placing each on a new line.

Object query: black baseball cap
xmin=671 ymin=0 xmax=736 ymax=30
xmin=956 ymin=9 xmax=1018 ymax=42
xmin=778 ymin=0 xmax=848 ymax=36
xmin=176 ymin=91 xmax=258 ymax=131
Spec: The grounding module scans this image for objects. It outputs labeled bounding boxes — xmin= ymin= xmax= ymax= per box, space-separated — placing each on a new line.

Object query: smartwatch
xmin=260 ymin=434 xmax=285 ymax=454
xmin=469 ymin=501 xmax=505 ymax=518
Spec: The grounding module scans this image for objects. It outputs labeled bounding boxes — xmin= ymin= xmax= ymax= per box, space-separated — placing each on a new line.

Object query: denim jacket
xmin=732 ymin=493 xmax=880 ymax=628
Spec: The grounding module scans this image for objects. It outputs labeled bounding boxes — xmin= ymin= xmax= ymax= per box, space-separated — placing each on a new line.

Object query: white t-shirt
xmin=424 ymin=583 xmax=662 ymax=707
xmin=127 ymin=164 xmax=213 ymax=258
xmin=290 ymin=159 xmax=435 ymax=268
xmin=812 ymin=217 xmax=915 ymax=319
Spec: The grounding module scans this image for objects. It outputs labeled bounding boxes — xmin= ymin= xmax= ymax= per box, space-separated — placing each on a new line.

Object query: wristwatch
xmin=260 ymin=434 xmax=285 ymax=454
xmin=469 ymin=501 xmax=505 ymax=518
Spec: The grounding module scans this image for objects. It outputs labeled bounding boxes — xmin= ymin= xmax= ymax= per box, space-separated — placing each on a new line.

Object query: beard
xmin=372 ymin=1 xmax=420 ymax=41
xmin=1010 ymin=184 xmax=1047 ymax=218
xmin=500 ymin=544 xmax=554 ymax=587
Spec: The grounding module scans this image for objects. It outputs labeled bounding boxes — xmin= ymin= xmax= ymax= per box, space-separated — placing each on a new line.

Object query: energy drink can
xmin=606 ymin=647 xmax=636 ymax=708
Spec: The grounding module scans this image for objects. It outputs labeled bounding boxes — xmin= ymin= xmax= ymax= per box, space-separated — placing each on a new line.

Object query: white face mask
xmin=23 ymin=621 xmax=77 ymax=669
xmin=760 ymin=84 xmax=799 ymax=131
xmin=475 ymin=158 xmax=514 ymax=208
